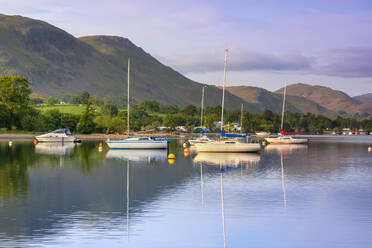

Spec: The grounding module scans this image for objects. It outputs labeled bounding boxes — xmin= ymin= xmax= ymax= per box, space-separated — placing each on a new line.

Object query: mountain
xmin=0 ymin=14 xmax=254 ymax=111
xmin=354 ymin=93 xmax=372 ymax=104
xmin=225 ymin=86 xmax=338 ymax=117
xmin=275 ymin=83 xmax=372 ymax=118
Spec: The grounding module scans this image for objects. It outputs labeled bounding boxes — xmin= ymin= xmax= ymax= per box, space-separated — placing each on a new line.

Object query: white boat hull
xmin=194 ymin=142 xmax=261 ymax=153
xmin=106 ymin=141 xmax=168 ymax=149
xmin=265 ymin=137 xmax=308 ymax=144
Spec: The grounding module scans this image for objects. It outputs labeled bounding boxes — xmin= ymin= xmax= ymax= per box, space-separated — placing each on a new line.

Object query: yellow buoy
xmin=168 ymin=159 xmax=175 ymax=165
xmin=168 ymin=153 xmax=175 ymax=159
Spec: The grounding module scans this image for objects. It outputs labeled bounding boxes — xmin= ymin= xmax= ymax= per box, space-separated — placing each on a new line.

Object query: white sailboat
xmin=193 ymin=49 xmax=261 ymax=153
xmin=106 ymin=58 xmax=168 ymax=149
xmin=188 ymin=85 xmax=214 ymax=145
xmin=265 ymin=83 xmax=309 ymax=144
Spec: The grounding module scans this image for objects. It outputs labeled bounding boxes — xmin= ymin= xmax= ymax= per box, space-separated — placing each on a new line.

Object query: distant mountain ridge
xmin=354 ymin=93 xmax=372 ymax=104
xmin=274 ymin=83 xmax=372 ymax=118
xmin=224 ymin=86 xmax=338 ymax=118
xmin=0 ymin=13 xmax=371 ymax=118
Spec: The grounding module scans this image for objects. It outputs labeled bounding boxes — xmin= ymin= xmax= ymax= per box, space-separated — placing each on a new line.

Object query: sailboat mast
xmin=127 ymin=58 xmax=130 ymax=136
xmin=240 ymin=104 xmax=243 ymax=133
xmin=280 ymin=83 xmax=287 ymax=133
xmin=221 ymin=49 xmax=228 ymax=132
xmin=201 ymin=86 xmax=206 ymax=128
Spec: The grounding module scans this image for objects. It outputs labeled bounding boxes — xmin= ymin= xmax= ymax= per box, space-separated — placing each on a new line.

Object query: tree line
xmin=1 ymin=76 xmax=371 ymax=134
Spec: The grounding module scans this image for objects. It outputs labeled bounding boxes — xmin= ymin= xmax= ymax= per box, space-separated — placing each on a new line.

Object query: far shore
xmin=0 ymin=132 xmax=190 ymax=141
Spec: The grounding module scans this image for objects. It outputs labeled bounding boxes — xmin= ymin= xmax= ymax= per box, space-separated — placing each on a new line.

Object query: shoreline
xmin=0 ymin=132 xmax=188 ymax=141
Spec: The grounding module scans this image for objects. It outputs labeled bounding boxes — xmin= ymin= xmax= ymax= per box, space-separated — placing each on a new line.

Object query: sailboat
xmin=193 ymin=49 xmax=261 ymax=153
xmin=106 ymin=58 xmax=168 ymax=149
xmin=188 ymin=86 xmax=213 ymax=145
xmin=265 ymin=83 xmax=309 ymax=144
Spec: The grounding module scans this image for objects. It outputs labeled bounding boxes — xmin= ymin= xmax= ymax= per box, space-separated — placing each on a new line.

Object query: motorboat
xmin=106 ymin=136 xmax=168 ymax=149
xmin=35 ymin=128 xmax=77 ymax=142
xmin=105 ymin=58 xmax=168 ymax=150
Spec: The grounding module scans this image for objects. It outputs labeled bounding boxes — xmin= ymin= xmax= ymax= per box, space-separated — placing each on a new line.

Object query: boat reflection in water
xmin=264 ymin=144 xmax=308 ymax=154
xmin=193 ymin=152 xmax=260 ymax=248
xmin=193 ymin=152 xmax=260 ymax=168
xmin=106 ymin=149 xmax=168 ymax=163
xmin=34 ymin=142 xmax=76 ymax=156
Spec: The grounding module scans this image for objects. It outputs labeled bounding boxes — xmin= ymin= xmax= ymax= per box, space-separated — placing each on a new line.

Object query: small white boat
xmin=106 ymin=137 xmax=168 ymax=149
xmin=266 ymin=136 xmax=309 ymax=144
xmin=194 ymin=140 xmax=261 ymax=153
xmin=35 ymin=128 xmax=77 ymax=142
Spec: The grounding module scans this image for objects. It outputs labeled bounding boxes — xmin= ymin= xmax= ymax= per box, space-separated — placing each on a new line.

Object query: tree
xmin=138 ymin=100 xmax=160 ymax=112
xmin=46 ymin=96 xmax=58 ymax=105
xmin=205 ymin=114 xmax=218 ymax=129
xmin=182 ymin=104 xmax=197 ymax=116
xmin=0 ymin=76 xmax=32 ymax=128
xmin=71 ymin=91 xmax=90 ymax=104
xmin=42 ymin=109 xmax=62 ymax=131
xmin=77 ymin=98 xmax=96 ymax=133
xmin=101 ymin=104 xmax=118 ymax=117
xmin=163 ymin=114 xmax=178 ymax=130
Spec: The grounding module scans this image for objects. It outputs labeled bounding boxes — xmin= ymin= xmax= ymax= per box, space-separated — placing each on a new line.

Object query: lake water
xmin=0 ymin=137 xmax=372 ymax=247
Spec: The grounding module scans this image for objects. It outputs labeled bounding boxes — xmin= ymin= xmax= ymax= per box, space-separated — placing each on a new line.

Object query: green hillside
xmin=0 ymin=14 xmax=256 ymax=112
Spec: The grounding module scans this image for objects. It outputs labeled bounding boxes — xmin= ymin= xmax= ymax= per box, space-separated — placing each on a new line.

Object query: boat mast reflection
xmin=126 ymin=160 xmax=130 ymax=240
xmin=200 ymin=163 xmax=204 ymax=207
xmin=220 ymin=165 xmax=226 ymax=248
xmin=281 ymin=151 xmax=287 ymax=209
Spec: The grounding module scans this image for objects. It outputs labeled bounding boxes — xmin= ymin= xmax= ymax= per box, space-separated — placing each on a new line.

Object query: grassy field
xmin=36 ymin=104 xmax=90 ymax=115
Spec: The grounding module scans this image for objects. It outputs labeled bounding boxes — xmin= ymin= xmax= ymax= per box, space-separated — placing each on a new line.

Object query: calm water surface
xmin=0 ymin=137 xmax=372 ymax=247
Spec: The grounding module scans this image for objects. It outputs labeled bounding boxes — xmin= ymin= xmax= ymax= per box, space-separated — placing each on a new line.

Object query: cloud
xmin=161 ymin=50 xmax=312 ymax=73
xmin=314 ymin=47 xmax=372 ymax=78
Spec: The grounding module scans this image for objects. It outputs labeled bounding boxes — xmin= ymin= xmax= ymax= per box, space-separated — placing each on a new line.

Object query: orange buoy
xmin=99 ymin=142 xmax=103 ymax=147
xmin=33 ymin=139 xmax=38 ymax=145
xmin=184 ymin=148 xmax=190 ymax=157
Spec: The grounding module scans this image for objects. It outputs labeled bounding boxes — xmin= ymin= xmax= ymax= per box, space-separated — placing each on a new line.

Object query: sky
xmin=1 ymin=0 xmax=372 ymax=96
